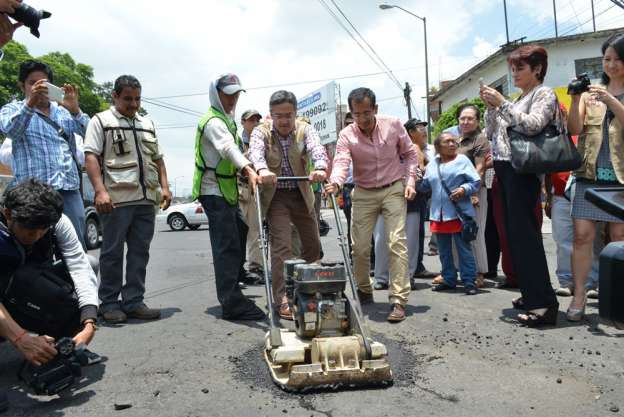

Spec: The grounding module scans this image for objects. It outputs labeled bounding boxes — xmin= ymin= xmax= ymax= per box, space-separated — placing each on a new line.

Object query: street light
xmin=173 ymin=176 xmax=185 ymax=198
xmin=379 ymin=3 xmax=431 ymax=143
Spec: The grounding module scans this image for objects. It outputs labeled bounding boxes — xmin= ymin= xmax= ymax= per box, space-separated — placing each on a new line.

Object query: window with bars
xmin=575 ymin=57 xmax=602 ymax=80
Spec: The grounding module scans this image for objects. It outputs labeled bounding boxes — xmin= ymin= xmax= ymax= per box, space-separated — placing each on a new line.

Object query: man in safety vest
xmin=84 ymin=75 xmax=172 ymax=324
xmin=248 ymin=90 xmax=329 ymax=321
xmin=192 ymin=73 xmax=265 ymax=321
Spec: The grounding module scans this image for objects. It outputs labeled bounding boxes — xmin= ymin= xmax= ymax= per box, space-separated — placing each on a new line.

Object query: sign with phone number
xmin=297 ymin=81 xmax=337 ymax=145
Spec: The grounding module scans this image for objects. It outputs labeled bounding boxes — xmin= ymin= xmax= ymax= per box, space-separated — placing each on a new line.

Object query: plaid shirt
xmin=0 ymin=100 xmax=89 ymax=190
xmin=249 ymin=124 xmax=328 ymax=190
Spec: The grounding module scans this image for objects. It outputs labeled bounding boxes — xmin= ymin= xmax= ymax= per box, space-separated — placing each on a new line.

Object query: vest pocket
xmin=105 ymin=161 xmax=139 ymax=189
xmin=144 ymin=161 xmax=160 ymax=188
xmin=267 ymin=146 xmax=282 ymax=170
xmin=141 ymin=136 xmax=160 ymax=157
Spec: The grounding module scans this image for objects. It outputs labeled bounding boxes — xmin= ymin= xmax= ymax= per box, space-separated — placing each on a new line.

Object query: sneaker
xmin=240 ymin=270 xmax=265 ymax=285
xmin=356 ymin=289 xmax=374 ymax=305
xmin=223 ymin=303 xmax=266 ymax=321
xmin=101 ymin=309 xmax=127 ymax=324
xmin=555 ymin=287 xmax=573 ymax=297
xmin=586 ymin=289 xmax=599 ymax=299
xmin=373 ymin=282 xmax=388 ymax=290
xmin=387 ymin=304 xmax=406 ymax=322
xmin=0 ymin=390 xmax=8 ymax=413
xmin=125 ymin=304 xmax=161 ymax=320
xmin=465 ymin=286 xmax=478 ymax=295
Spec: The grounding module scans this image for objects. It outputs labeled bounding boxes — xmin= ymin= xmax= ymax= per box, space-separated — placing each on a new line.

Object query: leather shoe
xmin=373 ymin=282 xmax=388 ymax=290
xmin=126 ymin=304 xmax=161 ymax=320
xmin=357 ymin=289 xmax=374 ymax=305
xmin=101 ymin=309 xmax=127 ymax=324
xmin=432 ymin=282 xmax=456 ymax=292
xmin=387 ymin=304 xmax=406 ymax=322
xmin=223 ymin=303 xmax=266 ymax=321
xmin=278 ymin=303 xmax=294 ymax=321
xmin=413 ymin=269 xmax=438 ymax=279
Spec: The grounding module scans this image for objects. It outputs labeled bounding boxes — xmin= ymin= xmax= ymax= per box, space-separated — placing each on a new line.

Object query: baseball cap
xmin=216 ymin=73 xmax=245 ymax=95
xmin=404 ymin=118 xmax=428 ymax=131
xmin=241 ymin=109 xmax=262 ymax=121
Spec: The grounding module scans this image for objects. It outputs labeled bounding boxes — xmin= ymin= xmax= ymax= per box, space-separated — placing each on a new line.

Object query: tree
xmin=0 ymin=40 xmax=108 ymax=117
xmin=432 ymin=97 xmax=486 ymax=138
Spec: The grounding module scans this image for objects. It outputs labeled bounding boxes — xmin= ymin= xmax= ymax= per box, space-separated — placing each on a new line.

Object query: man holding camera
xmin=0 ymin=60 xmax=90 ymax=249
xmin=248 ymin=90 xmax=328 ymax=320
xmin=84 ymin=75 xmax=171 ymax=324
xmin=0 ymin=179 xmax=99 ymax=411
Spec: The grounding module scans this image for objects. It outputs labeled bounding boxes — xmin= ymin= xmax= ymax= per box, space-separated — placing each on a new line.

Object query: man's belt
xmin=358 ymin=179 xmax=401 ymax=191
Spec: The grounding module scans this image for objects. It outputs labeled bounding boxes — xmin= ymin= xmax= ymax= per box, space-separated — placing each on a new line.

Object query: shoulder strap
xmin=36 ymin=111 xmax=82 ymax=172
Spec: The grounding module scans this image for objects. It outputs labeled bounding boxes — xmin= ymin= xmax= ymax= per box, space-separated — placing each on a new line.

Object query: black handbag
xmin=436 ymin=161 xmax=479 ymax=243
xmin=507 ymin=95 xmax=582 ymax=174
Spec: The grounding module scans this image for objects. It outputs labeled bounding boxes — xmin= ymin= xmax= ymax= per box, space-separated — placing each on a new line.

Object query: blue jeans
xmin=58 ymin=189 xmax=86 ymax=250
xmin=437 ymin=232 xmax=476 ymax=288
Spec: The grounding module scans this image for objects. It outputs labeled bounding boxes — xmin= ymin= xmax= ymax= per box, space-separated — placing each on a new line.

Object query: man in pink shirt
xmin=325 ymin=87 xmax=420 ymax=322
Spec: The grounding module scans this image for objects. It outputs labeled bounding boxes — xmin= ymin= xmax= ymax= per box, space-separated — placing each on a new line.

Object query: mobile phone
xmin=45 ymin=82 xmax=65 ymax=102
xmin=478 ymin=78 xmax=485 ymax=87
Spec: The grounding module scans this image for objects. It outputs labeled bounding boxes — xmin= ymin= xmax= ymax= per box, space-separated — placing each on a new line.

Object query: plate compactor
xmin=255 ymin=177 xmax=393 ymax=391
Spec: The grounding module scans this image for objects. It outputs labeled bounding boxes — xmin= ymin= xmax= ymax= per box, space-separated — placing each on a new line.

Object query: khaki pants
xmin=239 ymin=182 xmax=262 ymax=268
xmin=351 ymin=181 xmax=410 ymax=305
xmin=267 ymin=189 xmax=321 ymax=305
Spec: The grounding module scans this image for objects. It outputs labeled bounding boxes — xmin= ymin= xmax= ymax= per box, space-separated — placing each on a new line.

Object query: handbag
xmin=436 ymin=161 xmax=479 ymax=243
xmin=507 ymin=94 xmax=582 ymax=174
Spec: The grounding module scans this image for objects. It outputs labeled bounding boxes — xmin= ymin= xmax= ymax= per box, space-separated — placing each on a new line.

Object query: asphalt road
xmin=1 ymin=210 xmax=623 ymax=417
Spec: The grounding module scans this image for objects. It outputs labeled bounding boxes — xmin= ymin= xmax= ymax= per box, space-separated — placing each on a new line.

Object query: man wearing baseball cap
xmin=191 ymin=74 xmax=265 ymax=321
xmin=238 ymin=109 xmax=264 ymax=282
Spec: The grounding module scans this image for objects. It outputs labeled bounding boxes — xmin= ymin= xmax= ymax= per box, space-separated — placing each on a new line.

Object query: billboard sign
xmin=297 ymin=81 xmax=338 ymax=144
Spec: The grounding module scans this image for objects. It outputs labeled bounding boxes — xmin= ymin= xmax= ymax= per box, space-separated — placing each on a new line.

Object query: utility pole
xmin=553 ymin=0 xmax=558 ymax=38
xmin=503 ymin=0 xmax=510 ymax=44
xmin=591 ymin=0 xmax=596 ymax=32
xmin=404 ymin=82 xmax=412 ymax=119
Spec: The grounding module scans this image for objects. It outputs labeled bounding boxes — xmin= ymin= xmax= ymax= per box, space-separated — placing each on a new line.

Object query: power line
xmin=560 ymin=3 xmax=616 ymax=36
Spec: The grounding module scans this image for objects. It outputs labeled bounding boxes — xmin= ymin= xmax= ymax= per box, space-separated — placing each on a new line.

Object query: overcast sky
xmin=12 ymin=0 xmax=623 ymax=195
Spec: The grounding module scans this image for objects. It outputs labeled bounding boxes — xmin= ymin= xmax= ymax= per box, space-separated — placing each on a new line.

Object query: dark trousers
xmin=485 ymin=187 xmax=501 ymax=276
xmin=199 ymin=195 xmax=251 ymax=316
xmin=416 ymin=197 xmax=428 ymax=272
xmin=494 ymin=161 xmax=557 ymax=310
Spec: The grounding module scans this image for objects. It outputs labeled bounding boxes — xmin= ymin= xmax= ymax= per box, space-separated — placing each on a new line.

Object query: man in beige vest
xmin=248 ymin=90 xmax=328 ymax=320
xmin=84 ymin=75 xmax=172 ymax=324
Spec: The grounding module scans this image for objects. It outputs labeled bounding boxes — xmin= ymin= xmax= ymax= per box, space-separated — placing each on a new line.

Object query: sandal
xmin=512 ymin=297 xmax=525 ymax=310
xmin=277 ymin=303 xmax=294 ymax=321
xmin=517 ymin=304 xmax=558 ymax=328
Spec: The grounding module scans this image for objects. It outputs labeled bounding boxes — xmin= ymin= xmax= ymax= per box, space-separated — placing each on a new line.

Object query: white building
xmin=430 ymin=27 xmax=623 ymax=118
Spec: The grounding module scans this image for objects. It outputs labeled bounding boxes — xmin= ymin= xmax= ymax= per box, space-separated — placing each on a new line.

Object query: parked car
xmin=82 ymin=174 xmax=102 ymax=250
xmin=161 ymin=201 xmax=208 ymax=231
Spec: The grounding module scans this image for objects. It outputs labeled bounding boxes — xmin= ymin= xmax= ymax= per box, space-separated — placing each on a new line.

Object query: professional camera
xmin=567 ymin=72 xmax=591 ymax=95
xmin=19 ymin=337 xmax=83 ymax=396
xmin=7 ymin=3 xmax=51 ymax=38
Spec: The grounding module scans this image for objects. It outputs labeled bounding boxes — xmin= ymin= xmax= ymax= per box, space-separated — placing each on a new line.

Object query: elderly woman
xmin=418 ymin=132 xmax=481 ymax=295
xmin=567 ymin=33 xmax=624 ymax=321
xmin=480 ymin=45 xmax=559 ymax=327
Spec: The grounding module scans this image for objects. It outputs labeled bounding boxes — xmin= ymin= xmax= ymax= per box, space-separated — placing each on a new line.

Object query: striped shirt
xmin=249 ymin=124 xmax=328 ymax=190
xmin=0 ymin=100 xmax=89 ymax=190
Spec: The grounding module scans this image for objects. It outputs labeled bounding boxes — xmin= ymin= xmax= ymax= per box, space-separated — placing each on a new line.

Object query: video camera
xmin=19 ymin=337 xmax=83 ymax=396
xmin=567 ymin=72 xmax=591 ymax=96
xmin=6 ymin=2 xmax=51 ymax=38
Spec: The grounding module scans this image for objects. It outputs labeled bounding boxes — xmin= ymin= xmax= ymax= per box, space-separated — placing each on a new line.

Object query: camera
xmin=7 ymin=3 xmax=51 ymax=38
xmin=567 ymin=73 xmax=591 ymax=96
xmin=19 ymin=337 xmax=83 ymax=396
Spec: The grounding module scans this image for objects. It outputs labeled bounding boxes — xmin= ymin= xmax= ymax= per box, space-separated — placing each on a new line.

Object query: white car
xmin=161 ymin=201 xmax=208 ymax=231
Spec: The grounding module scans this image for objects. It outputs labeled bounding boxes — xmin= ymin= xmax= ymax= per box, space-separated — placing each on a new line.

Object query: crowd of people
xmin=0 ymin=0 xmax=622 ymax=408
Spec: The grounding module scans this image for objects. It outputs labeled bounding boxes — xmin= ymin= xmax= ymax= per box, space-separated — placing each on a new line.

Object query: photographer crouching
xmin=0 ymin=179 xmax=100 ymax=411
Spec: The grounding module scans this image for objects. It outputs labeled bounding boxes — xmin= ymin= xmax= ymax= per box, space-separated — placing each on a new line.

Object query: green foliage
xmin=0 ymin=40 xmax=109 ymax=116
xmin=432 ymin=97 xmax=486 ymax=138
